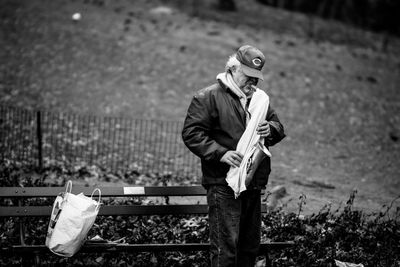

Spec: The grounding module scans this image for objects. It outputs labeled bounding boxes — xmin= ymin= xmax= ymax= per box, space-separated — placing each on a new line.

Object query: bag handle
xmin=91 ymin=188 xmax=102 ymax=208
xmin=64 ymin=180 xmax=73 ymax=201
xmin=65 ymin=180 xmax=72 ymax=193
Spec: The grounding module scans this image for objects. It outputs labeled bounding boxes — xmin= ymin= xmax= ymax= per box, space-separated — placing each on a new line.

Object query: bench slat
xmin=7 ymin=241 xmax=295 ymax=254
xmin=100 ymin=205 xmax=210 ymax=216
xmin=0 ymin=186 xmax=207 ymax=197
xmin=0 ymin=204 xmax=269 ymax=217
xmin=0 ymin=205 xmax=208 ymax=217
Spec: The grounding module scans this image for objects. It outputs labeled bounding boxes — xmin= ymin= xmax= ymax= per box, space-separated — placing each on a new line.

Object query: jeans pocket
xmin=214 ymin=185 xmax=234 ymax=199
xmin=207 ymin=185 xmax=235 ymax=209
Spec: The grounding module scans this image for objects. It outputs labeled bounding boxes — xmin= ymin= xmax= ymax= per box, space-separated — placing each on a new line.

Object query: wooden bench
xmin=0 ymin=185 xmax=294 ymax=266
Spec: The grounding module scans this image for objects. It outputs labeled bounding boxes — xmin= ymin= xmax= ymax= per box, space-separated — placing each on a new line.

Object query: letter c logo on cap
xmin=252 ymin=58 xmax=262 ymax=66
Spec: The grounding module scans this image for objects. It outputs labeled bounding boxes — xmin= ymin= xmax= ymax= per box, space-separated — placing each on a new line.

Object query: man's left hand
xmin=256 ymin=120 xmax=271 ymax=137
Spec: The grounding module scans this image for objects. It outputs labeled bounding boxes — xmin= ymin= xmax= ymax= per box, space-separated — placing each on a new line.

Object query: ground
xmin=1 ymin=0 xmax=399 ymax=215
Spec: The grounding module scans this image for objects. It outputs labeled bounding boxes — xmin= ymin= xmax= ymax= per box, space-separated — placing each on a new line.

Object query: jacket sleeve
xmin=264 ymin=105 xmax=286 ymax=147
xmin=182 ymin=92 xmax=229 ymax=162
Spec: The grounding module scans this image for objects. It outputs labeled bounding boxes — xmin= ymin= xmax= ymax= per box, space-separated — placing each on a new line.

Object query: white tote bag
xmin=45 ymin=180 xmax=101 ymax=257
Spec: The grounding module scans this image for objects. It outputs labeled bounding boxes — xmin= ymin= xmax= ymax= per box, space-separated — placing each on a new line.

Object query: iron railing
xmin=0 ymin=105 xmax=201 ymax=177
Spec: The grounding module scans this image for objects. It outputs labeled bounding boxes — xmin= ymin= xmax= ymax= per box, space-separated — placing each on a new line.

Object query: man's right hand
xmin=220 ymin=151 xmax=244 ymax=168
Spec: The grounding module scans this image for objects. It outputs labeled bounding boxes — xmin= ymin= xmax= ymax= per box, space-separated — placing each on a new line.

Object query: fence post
xmin=36 ymin=111 xmax=43 ymax=170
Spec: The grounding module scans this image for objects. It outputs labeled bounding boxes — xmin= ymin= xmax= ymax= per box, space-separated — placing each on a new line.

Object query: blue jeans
xmin=207 ymin=185 xmax=261 ymax=267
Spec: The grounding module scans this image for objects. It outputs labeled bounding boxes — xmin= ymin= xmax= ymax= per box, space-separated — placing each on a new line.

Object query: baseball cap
xmin=235 ymin=45 xmax=265 ymax=80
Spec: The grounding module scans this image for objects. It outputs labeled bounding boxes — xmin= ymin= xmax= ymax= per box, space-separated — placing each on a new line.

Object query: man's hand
xmin=256 ymin=120 xmax=271 ymax=137
xmin=220 ymin=151 xmax=243 ymax=168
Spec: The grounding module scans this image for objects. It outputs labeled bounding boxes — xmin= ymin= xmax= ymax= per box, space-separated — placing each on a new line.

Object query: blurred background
xmin=0 ymin=0 xmax=399 ymax=214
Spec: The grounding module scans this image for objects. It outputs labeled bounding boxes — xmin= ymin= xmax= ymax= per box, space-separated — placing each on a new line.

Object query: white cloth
xmin=225 ymin=88 xmax=271 ymax=198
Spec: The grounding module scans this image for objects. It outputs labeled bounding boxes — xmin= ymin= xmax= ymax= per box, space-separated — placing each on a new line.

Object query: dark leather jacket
xmin=182 ymin=81 xmax=285 ymax=189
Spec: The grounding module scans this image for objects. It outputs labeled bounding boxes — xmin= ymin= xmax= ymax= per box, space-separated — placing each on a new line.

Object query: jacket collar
xmin=217 ymin=79 xmax=240 ymax=99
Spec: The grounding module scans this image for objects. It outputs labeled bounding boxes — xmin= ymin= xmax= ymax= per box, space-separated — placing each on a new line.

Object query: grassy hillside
xmin=1 ymin=0 xmax=399 ymax=214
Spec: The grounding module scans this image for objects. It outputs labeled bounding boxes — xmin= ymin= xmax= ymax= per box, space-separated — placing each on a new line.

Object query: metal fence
xmin=0 ymin=105 xmax=201 ymax=177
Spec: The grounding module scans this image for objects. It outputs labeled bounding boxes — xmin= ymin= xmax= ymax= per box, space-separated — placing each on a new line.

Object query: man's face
xmin=232 ymin=67 xmax=259 ymax=96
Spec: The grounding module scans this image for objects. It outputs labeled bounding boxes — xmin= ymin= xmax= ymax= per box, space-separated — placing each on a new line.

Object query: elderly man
xmin=182 ymin=45 xmax=285 ymax=267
